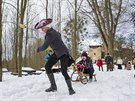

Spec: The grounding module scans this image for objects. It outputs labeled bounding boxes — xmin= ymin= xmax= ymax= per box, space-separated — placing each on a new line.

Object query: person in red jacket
xmin=96 ymin=58 xmax=103 ymax=71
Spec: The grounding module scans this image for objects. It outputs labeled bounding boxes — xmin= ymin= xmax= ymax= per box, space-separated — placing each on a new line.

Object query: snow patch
xmin=0 ymin=65 xmax=135 ymax=101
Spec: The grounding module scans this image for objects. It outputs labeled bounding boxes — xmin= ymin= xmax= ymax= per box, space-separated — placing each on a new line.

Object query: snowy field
xmin=0 ymin=65 xmax=135 ymax=101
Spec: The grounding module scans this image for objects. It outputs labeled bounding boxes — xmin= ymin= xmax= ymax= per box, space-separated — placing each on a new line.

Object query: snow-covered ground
xmin=0 ymin=65 xmax=135 ymax=101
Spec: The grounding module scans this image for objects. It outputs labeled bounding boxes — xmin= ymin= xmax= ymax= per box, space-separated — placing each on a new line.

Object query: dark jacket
xmin=105 ymin=55 xmax=112 ymax=64
xmin=78 ymin=57 xmax=94 ymax=70
xmin=37 ymin=28 xmax=69 ymax=58
xmin=77 ymin=57 xmax=94 ymax=74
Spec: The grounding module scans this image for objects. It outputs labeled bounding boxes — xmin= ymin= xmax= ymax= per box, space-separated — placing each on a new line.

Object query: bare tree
xmin=2 ymin=5 xmax=9 ymax=69
xmin=131 ymin=12 xmax=135 ymax=48
xmin=66 ymin=0 xmax=83 ymax=59
xmin=46 ymin=0 xmax=48 ymax=18
xmin=18 ymin=0 xmax=27 ymax=77
xmin=24 ymin=0 xmax=30 ymax=66
xmin=86 ymin=0 xmax=123 ymax=56
xmin=57 ymin=0 xmax=62 ymax=32
xmin=73 ymin=0 xmax=78 ymax=59
xmin=0 ymin=0 xmax=3 ymax=81
xmin=114 ymin=35 xmax=126 ymax=57
xmin=13 ymin=0 xmax=20 ymax=73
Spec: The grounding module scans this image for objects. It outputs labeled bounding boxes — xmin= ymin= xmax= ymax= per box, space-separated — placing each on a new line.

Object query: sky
xmin=2 ymin=0 xmax=135 ymax=59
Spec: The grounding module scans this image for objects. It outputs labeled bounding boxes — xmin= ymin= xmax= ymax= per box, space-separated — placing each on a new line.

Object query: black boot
xmin=89 ymin=74 xmax=92 ymax=82
xmin=65 ymin=79 xmax=75 ymax=95
xmin=45 ymin=73 xmax=57 ymax=92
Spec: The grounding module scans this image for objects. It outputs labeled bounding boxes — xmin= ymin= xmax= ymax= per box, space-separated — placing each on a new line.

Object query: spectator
xmin=117 ymin=57 xmax=123 ymax=69
xmin=96 ymin=58 xmax=103 ymax=71
xmin=105 ymin=53 xmax=113 ymax=71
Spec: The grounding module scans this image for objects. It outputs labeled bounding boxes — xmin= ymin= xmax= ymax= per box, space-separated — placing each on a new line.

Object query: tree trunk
xmin=46 ymin=0 xmax=48 ymax=18
xmin=18 ymin=0 xmax=27 ymax=77
xmin=24 ymin=0 xmax=29 ymax=66
xmin=70 ymin=0 xmax=83 ymax=59
xmin=14 ymin=0 xmax=20 ymax=73
xmin=86 ymin=0 xmax=122 ymax=56
xmin=0 ymin=0 xmax=3 ymax=81
xmin=58 ymin=0 xmax=61 ymax=32
xmin=107 ymin=35 xmax=114 ymax=57
xmin=72 ymin=0 xmax=78 ymax=60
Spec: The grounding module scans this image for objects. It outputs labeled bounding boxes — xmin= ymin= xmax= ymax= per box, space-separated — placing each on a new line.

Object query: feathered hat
xmin=34 ymin=18 xmax=52 ymax=29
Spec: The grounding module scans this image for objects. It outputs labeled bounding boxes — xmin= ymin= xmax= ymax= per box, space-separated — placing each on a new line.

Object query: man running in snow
xmin=34 ymin=18 xmax=75 ymax=95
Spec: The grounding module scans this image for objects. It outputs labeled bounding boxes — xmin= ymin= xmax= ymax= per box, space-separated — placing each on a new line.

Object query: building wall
xmin=88 ymin=46 xmax=133 ymax=63
xmin=88 ymin=46 xmax=102 ymax=63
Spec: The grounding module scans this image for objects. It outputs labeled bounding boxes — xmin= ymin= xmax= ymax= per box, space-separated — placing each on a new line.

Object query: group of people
xmin=96 ymin=53 xmax=135 ymax=71
xmin=95 ymin=53 xmax=113 ymax=71
xmin=113 ymin=55 xmax=135 ymax=70
xmin=34 ymin=18 xmax=135 ymax=95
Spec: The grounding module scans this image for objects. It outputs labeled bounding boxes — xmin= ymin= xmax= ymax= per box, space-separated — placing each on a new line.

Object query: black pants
xmin=107 ymin=63 xmax=113 ymax=71
xmin=118 ymin=64 xmax=122 ymax=69
xmin=84 ymin=68 xmax=94 ymax=79
xmin=134 ymin=65 xmax=135 ymax=70
xmin=78 ymin=68 xmax=94 ymax=79
xmin=45 ymin=53 xmax=70 ymax=80
xmin=98 ymin=66 xmax=104 ymax=71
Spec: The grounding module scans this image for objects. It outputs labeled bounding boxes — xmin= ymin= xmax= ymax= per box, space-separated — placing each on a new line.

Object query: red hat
xmin=81 ymin=52 xmax=88 ymax=57
xmin=34 ymin=18 xmax=52 ymax=29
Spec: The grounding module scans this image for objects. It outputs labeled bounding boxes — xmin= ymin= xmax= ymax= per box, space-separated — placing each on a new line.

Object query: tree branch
xmin=76 ymin=0 xmax=83 ymax=12
xmin=113 ymin=0 xmax=122 ymax=36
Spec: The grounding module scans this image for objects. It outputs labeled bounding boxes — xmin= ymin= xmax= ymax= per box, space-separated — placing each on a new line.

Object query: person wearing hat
xmin=77 ymin=52 xmax=94 ymax=81
xmin=35 ymin=18 xmax=75 ymax=95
